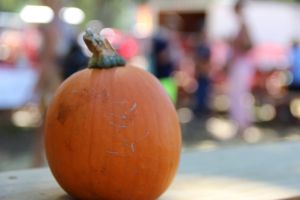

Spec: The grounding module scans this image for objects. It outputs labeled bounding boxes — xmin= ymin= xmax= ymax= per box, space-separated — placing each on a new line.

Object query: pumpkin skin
xmin=45 ymin=65 xmax=182 ymax=200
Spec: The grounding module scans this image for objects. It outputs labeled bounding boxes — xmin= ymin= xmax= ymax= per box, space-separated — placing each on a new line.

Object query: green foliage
xmin=0 ymin=0 xmax=26 ymax=12
xmin=0 ymin=0 xmax=141 ymax=28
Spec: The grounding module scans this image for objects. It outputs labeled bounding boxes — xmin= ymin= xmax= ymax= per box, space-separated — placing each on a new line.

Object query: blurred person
xmin=152 ymin=33 xmax=173 ymax=78
xmin=62 ymin=38 xmax=88 ymax=79
xmin=151 ymin=13 xmax=183 ymax=103
xmin=0 ymin=30 xmax=23 ymax=67
xmin=193 ymin=30 xmax=212 ymax=117
xmin=225 ymin=0 xmax=255 ymax=137
xmin=288 ymin=40 xmax=300 ymax=91
xmin=32 ymin=0 xmax=75 ymax=167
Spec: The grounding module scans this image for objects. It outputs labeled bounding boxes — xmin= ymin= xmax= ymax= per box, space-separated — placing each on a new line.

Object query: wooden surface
xmin=2 ymin=141 xmax=300 ymax=200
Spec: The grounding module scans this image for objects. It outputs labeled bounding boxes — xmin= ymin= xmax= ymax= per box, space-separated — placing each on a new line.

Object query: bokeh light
xmin=20 ymin=5 xmax=54 ymax=24
xmin=177 ymin=107 xmax=194 ymax=123
xmin=290 ymin=98 xmax=300 ymax=119
xmin=59 ymin=7 xmax=85 ymax=25
xmin=256 ymin=104 xmax=276 ymax=122
xmin=11 ymin=104 xmax=41 ymax=128
xmin=206 ymin=117 xmax=237 ymax=140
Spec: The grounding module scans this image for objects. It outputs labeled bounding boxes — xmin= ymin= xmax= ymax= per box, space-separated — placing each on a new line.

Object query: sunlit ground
xmin=160 ymin=141 xmax=300 ymax=199
xmin=162 ymin=175 xmax=300 ymax=200
xmin=2 ymin=140 xmax=300 ymax=200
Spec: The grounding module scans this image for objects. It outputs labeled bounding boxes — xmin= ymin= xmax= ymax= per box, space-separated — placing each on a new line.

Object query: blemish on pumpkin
xmin=100 ymin=166 xmax=107 ymax=174
xmin=65 ymin=138 xmax=73 ymax=151
xmin=101 ymin=89 xmax=108 ymax=98
xmin=57 ymin=104 xmax=72 ymax=125
xmin=71 ymin=89 xmax=79 ymax=94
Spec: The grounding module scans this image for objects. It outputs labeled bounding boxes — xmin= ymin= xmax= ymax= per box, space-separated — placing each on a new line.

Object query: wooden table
xmin=1 ymin=141 xmax=300 ymax=200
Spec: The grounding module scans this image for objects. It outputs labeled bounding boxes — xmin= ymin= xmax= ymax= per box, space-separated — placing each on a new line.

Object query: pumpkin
xmin=45 ymin=29 xmax=181 ymax=200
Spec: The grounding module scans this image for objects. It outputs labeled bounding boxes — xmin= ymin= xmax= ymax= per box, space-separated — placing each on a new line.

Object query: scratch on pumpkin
xmin=109 ymin=121 xmax=128 ymax=129
xmin=107 ymin=150 xmax=118 ymax=154
xmin=106 ymin=150 xmax=128 ymax=157
xmin=129 ymin=102 xmax=137 ymax=112
xmin=130 ymin=143 xmax=136 ymax=153
xmin=120 ymin=114 xmax=127 ymax=119
xmin=136 ymin=130 xmax=150 ymax=142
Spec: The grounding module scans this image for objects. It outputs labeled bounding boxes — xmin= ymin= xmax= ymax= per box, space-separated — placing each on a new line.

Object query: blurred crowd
xmin=2 ymin=0 xmax=300 ymax=165
xmin=151 ymin=1 xmax=299 ymax=136
xmin=150 ymin=0 xmax=300 ymax=136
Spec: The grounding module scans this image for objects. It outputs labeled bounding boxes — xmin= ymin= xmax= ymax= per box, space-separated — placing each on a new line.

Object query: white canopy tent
xmin=208 ymin=0 xmax=300 ymax=45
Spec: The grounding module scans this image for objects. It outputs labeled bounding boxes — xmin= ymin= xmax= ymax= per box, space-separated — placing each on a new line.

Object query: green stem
xmin=83 ymin=29 xmax=126 ymax=69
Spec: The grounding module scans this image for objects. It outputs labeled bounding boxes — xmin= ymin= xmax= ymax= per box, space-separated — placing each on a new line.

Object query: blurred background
xmin=1 ymin=0 xmax=300 ymax=171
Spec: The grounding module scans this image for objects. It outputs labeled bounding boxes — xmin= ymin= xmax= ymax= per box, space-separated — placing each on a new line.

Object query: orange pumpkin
xmin=45 ymin=29 xmax=181 ymax=200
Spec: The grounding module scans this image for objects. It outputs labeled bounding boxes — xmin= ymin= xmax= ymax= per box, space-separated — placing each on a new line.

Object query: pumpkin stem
xmin=83 ymin=28 xmax=126 ymax=68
